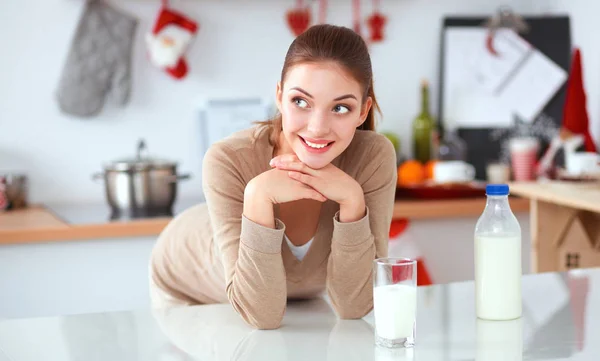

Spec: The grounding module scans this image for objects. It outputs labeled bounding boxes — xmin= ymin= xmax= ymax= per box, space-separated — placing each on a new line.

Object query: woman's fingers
xmin=303 ymin=186 xmax=327 ymax=202
xmin=288 ymin=171 xmax=315 ymax=187
xmin=291 ymin=173 xmax=325 ymax=201
xmin=274 ymin=161 xmax=317 ymax=176
xmin=269 ymin=154 xmax=299 ymax=167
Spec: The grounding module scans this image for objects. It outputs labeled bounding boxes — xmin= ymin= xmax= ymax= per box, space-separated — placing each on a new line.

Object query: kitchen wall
xmin=1 ymin=0 xmax=598 ymax=204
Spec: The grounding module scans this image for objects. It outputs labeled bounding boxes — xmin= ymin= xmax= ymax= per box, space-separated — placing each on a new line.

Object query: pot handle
xmin=167 ymin=173 xmax=192 ymax=183
xmin=91 ymin=173 xmax=104 ymax=182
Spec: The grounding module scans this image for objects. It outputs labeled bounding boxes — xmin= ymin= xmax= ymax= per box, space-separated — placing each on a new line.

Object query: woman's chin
xmin=296 ymin=152 xmax=334 ymax=170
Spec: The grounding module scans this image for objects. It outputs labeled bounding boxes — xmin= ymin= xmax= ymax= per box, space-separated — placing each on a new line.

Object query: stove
xmin=109 ymin=207 xmax=174 ymax=221
xmin=46 ymin=197 xmax=205 ymax=225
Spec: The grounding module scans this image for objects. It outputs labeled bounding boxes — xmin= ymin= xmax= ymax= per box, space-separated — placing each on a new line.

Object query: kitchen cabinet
xmin=0 ymin=200 xmax=531 ymax=318
xmin=0 ymin=236 xmax=156 ymax=319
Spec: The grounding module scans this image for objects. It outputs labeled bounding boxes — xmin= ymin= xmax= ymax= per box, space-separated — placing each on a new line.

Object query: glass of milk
xmin=373 ymin=258 xmax=417 ymax=348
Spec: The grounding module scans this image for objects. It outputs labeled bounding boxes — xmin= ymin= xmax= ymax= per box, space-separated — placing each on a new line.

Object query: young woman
xmin=149 ymin=24 xmax=397 ymax=330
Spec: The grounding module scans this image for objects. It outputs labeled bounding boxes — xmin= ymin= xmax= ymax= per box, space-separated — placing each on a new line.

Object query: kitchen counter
xmin=0 ymin=196 xmax=529 ymax=244
xmin=510 ymin=181 xmax=600 ymax=214
xmin=509 ymin=181 xmax=600 ymax=273
xmin=0 ymin=267 xmax=596 ymax=360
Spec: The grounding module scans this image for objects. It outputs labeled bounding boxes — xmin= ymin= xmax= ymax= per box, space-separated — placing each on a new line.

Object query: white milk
xmin=475 ymin=235 xmax=522 ymax=320
xmin=373 ymin=284 xmax=417 ymax=339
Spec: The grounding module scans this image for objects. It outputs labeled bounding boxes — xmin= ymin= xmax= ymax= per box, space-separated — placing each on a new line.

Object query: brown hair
xmin=257 ymin=24 xmax=381 ymax=145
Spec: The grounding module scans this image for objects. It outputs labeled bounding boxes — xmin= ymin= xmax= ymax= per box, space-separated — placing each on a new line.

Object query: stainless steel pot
xmin=93 ymin=139 xmax=191 ymax=218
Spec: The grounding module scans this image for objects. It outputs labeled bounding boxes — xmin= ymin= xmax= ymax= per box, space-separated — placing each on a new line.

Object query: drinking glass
xmin=373 ymin=258 xmax=417 ymax=348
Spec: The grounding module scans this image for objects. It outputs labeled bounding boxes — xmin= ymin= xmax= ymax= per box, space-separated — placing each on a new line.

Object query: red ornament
xmin=286 ymin=0 xmax=311 ymax=37
xmin=366 ymin=12 xmax=386 ymax=42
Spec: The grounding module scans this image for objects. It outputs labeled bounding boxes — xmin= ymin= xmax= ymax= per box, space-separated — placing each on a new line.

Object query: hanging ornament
xmin=145 ymin=0 xmax=198 ymax=80
xmin=352 ymin=0 xmax=362 ymax=36
xmin=483 ymin=6 xmax=529 ymax=57
xmin=318 ymin=0 xmax=328 ymax=24
xmin=286 ymin=0 xmax=312 ymax=37
xmin=366 ymin=0 xmax=386 ymax=43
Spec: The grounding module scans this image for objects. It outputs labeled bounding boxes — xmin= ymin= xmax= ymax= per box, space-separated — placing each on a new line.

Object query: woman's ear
xmin=358 ymin=97 xmax=373 ymax=127
xmin=275 ymin=81 xmax=283 ymax=113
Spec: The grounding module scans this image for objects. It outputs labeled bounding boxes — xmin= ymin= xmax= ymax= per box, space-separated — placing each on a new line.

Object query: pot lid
xmin=105 ymin=139 xmax=177 ymax=171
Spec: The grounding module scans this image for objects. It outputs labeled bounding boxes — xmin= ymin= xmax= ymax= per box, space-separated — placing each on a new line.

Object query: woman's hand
xmin=244 ymin=168 xmax=327 ymax=229
xmin=269 ymin=155 xmax=366 ymax=222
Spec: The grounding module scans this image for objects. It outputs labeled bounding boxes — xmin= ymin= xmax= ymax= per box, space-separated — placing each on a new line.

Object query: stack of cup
xmin=509 ymin=137 xmax=539 ymax=181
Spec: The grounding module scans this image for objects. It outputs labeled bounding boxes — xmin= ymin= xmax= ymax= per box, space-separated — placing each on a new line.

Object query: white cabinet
xmin=0 ymin=236 xmax=157 ymax=319
xmin=0 ymin=212 xmax=532 ymax=318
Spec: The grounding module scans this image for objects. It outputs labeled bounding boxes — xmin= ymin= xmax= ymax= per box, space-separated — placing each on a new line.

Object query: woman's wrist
xmin=338 ymin=188 xmax=366 ymax=223
xmin=243 ymin=178 xmax=276 ymax=229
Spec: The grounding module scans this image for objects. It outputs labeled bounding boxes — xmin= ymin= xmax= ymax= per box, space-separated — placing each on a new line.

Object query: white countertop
xmin=0 ymin=268 xmax=598 ymax=360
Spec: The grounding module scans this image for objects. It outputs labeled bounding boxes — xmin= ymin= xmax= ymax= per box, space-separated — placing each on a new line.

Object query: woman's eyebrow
xmin=290 ymin=87 xmax=358 ymax=101
xmin=333 ymin=94 xmax=357 ymax=101
xmin=290 ymin=87 xmax=313 ymax=98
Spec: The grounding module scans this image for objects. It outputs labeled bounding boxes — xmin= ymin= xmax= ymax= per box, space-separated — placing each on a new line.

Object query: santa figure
xmin=146 ymin=3 xmax=198 ymax=80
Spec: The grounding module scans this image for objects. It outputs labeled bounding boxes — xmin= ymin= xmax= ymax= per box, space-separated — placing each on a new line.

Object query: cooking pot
xmin=93 ymin=139 xmax=191 ymax=218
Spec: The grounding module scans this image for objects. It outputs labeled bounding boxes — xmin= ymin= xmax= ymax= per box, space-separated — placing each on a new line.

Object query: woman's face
xmin=276 ymin=61 xmax=372 ymax=169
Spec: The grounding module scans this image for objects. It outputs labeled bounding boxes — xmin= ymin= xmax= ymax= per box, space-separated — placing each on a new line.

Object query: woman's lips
xmin=299 ymin=136 xmax=334 ymax=154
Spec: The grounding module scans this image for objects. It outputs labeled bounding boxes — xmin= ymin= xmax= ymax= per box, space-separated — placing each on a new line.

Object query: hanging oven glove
xmin=55 ymin=0 xmax=138 ymax=118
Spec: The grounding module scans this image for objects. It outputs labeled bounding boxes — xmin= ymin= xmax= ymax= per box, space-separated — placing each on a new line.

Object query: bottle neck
xmin=485 ymin=195 xmax=511 ymax=212
xmin=420 ymin=83 xmax=430 ymax=117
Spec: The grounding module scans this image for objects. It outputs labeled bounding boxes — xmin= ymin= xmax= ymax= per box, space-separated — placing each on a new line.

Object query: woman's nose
xmin=306 ymin=112 xmax=330 ymax=136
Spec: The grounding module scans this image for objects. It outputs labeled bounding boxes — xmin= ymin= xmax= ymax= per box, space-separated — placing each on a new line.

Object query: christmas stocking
xmin=146 ymin=1 xmax=198 ymax=80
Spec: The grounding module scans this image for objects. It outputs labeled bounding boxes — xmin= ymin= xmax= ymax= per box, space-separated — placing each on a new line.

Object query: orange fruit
xmin=424 ymin=160 xmax=438 ymax=180
xmin=397 ymin=160 xmax=425 ymax=186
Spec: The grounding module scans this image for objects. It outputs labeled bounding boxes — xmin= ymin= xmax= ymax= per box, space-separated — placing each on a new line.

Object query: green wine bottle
xmin=412 ymin=79 xmax=434 ymax=163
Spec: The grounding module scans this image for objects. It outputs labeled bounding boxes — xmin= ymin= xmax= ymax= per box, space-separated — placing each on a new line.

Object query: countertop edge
xmin=0 ymin=216 xmax=172 ymax=245
xmin=509 ymin=181 xmax=600 ymax=213
xmin=1 ymin=197 xmax=530 ymax=245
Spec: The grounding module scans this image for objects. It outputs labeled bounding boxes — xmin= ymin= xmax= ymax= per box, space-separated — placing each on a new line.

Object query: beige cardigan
xmin=150 ymin=125 xmax=397 ymax=329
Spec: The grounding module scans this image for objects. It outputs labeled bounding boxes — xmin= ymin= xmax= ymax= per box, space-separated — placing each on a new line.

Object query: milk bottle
xmin=474 ymin=184 xmax=522 ymax=320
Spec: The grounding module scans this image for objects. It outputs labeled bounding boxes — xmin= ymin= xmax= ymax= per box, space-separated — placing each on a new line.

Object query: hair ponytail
xmin=358 ymin=78 xmax=380 ymax=131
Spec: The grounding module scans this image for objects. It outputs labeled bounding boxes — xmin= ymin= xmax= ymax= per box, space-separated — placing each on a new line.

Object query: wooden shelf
xmin=393 ymin=197 xmax=530 ymax=220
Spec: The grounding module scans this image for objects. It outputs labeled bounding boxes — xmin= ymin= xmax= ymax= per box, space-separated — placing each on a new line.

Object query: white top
xmin=284 ymin=234 xmax=313 ymax=261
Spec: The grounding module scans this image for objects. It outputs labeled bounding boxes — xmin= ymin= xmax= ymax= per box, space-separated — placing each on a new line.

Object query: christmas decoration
xmin=561 ymin=48 xmax=597 ymax=153
xmin=146 ymin=0 xmax=198 ymax=80
xmin=483 ymin=6 xmax=528 ymax=57
xmin=352 ymin=0 xmax=362 ymax=36
xmin=318 ymin=0 xmax=328 ymax=24
xmin=286 ymin=0 xmax=311 ymax=36
xmin=366 ymin=0 xmax=386 ymax=43
xmin=55 ymin=1 xmax=138 ymax=118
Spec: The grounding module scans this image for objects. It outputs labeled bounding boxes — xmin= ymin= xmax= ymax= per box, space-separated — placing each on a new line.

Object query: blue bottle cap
xmin=486 ymin=184 xmax=509 ymax=196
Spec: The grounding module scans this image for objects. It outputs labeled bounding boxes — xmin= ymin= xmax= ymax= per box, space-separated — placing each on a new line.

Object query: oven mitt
xmin=55 ymin=0 xmax=138 ymax=118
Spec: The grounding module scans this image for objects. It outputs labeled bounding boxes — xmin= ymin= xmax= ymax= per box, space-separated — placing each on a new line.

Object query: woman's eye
xmin=333 ymin=105 xmax=350 ymax=114
xmin=293 ymin=98 xmax=309 ymax=108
